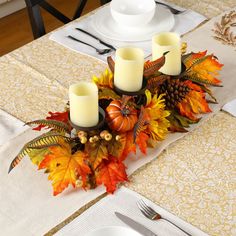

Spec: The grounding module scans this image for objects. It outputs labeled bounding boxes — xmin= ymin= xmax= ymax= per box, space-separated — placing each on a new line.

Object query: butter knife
xmin=115 ymin=212 xmax=158 ymax=236
xmin=75 ymin=28 xmax=116 ymax=51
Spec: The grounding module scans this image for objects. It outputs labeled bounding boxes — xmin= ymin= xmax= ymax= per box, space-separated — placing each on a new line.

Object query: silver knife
xmin=115 ymin=212 xmax=158 ymax=236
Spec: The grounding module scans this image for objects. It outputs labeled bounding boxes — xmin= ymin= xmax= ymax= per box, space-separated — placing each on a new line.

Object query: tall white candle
xmin=69 ymin=82 xmax=99 ymax=127
xmin=152 ymin=32 xmax=181 ymax=75
xmin=114 ymin=47 xmax=144 ymax=92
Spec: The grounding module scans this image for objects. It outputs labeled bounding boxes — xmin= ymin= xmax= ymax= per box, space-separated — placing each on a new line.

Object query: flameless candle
xmin=69 ymin=82 xmax=99 ymax=127
xmin=114 ymin=47 xmax=144 ymax=92
xmin=152 ymin=32 xmax=181 ymax=75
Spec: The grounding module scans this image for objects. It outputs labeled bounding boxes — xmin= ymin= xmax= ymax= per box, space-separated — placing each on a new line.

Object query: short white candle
xmin=152 ymin=32 xmax=181 ymax=75
xmin=69 ymin=82 xmax=99 ymax=127
xmin=114 ymin=47 xmax=144 ymax=92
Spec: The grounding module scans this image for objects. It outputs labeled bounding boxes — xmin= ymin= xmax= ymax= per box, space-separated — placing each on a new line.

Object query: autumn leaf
xmin=33 ymin=111 xmax=69 ymax=131
xmin=92 ymin=69 xmax=114 ymax=89
xmin=177 ymin=81 xmax=211 ymax=120
xmin=28 ymin=148 xmax=51 ymax=166
xmin=85 ymin=140 xmax=109 ymax=170
xmin=136 ymin=132 xmax=149 ymax=154
xmin=119 ymin=131 xmax=136 ymax=161
xmin=39 ymin=141 xmax=90 ymax=196
xmin=183 ymin=51 xmax=223 ymax=86
xmin=98 ymin=88 xmax=120 ymax=100
xmin=95 ymin=157 xmax=128 ymax=193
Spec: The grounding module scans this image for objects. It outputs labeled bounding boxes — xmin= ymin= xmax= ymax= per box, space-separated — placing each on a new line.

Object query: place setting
xmin=49 ymin=0 xmax=206 ymax=62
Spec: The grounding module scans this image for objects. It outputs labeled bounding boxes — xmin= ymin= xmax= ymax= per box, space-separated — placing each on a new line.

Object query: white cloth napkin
xmin=0 ymin=109 xmax=28 ymax=146
xmin=222 ymin=99 xmax=236 ymax=117
xmin=50 ymin=2 xmax=206 ymax=62
xmin=55 ymin=187 xmax=208 ymax=236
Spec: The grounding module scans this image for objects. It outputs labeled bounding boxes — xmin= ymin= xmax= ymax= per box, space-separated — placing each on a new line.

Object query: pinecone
xmin=159 ymin=79 xmax=190 ymax=109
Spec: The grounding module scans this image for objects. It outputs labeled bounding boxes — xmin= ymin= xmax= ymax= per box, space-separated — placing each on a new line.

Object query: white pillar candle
xmin=69 ymin=82 xmax=99 ymax=127
xmin=152 ymin=32 xmax=181 ymax=75
xmin=114 ymin=47 xmax=144 ymax=92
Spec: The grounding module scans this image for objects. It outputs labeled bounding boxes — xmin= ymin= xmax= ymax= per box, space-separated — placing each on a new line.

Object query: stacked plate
xmin=91 ymin=4 xmax=175 ymax=42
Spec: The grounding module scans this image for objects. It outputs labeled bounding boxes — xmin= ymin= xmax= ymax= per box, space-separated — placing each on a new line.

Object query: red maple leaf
xmin=33 ymin=111 xmax=69 ymax=131
xmin=95 ymin=157 xmax=128 ymax=193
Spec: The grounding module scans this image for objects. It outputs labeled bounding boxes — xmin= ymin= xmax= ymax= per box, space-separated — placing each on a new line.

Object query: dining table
xmin=0 ymin=0 xmax=236 ymax=236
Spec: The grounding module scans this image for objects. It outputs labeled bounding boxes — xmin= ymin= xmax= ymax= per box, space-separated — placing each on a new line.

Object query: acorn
xmin=77 ymin=131 xmax=87 ymax=138
xmin=104 ymin=133 xmax=112 ymax=141
xmin=115 ymin=135 xmax=121 ymax=141
xmin=100 ymin=130 xmax=109 ymax=139
xmin=93 ymin=135 xmax=99 ymax=142
xmin=80 ymin=136 xmax=87 ymax=144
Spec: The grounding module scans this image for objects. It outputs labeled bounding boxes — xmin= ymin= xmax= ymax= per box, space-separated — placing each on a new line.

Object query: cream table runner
xmin=0 ymin=2 xmax=235 ymax=236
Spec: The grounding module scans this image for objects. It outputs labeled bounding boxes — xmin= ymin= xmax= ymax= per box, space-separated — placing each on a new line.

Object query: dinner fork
xmin=155 ymin=1 xmax=186 ymax=15
xmin=68 ymin=35 xmax=112 ymax=55
xmin=137 ymin=199 xmax=191 ymax=236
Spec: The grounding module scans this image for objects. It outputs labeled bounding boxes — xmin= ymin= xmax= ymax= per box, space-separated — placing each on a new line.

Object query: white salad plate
xmin=90 ymin=5 xmax=175 ymax=42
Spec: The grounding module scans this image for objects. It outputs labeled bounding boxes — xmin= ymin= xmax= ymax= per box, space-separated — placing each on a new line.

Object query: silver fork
xmin=155 ymin=1 xmax=186 ymax=15
xmin=67 ymin=35 xmax=112 ymax=55
xmin=137 ymin=199 xmax=191 ymax=236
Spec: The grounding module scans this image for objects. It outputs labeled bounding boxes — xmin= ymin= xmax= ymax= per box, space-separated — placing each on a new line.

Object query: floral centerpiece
xmin=8 ymin=46 xmax=223 ymax=196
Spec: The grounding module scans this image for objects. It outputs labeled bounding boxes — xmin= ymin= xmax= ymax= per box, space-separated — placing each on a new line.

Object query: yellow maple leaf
xmin=39 ymin=141 xmax=90 ymax=196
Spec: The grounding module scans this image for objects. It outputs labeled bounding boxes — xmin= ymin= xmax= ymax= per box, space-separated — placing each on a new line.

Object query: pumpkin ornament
xmin=106 ymin=96 xmax=138 ymax=132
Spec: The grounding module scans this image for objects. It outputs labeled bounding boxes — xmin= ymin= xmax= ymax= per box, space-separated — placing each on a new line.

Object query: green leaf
xmin=28 ymin=148 xmax=51 ymax=166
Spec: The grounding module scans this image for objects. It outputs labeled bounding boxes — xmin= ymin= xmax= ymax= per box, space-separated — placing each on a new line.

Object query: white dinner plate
xmin=85 ymin=226 xmax=142 ymax=236
xmin=91 ymin=5 xmax=174 ymax=42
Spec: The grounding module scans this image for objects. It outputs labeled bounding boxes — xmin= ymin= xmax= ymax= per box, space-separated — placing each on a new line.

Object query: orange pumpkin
xmin=106 ymin=100 xmax=138 ymax=132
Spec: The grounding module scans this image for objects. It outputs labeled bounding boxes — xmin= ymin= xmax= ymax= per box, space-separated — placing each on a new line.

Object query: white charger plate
xmin=85 ymin=226 xmax=142 ymax=236
xmin=90 ymin=5 xmax=174 ymax=42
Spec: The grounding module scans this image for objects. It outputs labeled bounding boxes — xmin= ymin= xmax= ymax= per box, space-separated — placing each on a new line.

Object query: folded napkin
xmin=50 ymin=2 xmax=206 ymax=62
xmin=222 ymin=99 xmax=236 ymax=117
xmin=0 ymin=109 xmax=28 ymax=146
xmin=55 ymin=187 xmax=208 ymax=236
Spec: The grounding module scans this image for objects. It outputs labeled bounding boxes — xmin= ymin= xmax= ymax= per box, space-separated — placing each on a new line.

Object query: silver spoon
xmin=67 ymin=35 xmax=112 ymax=55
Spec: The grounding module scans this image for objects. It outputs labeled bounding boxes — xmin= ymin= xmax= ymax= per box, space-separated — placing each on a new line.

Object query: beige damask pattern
xmin=126 ymin=111 xmax=236 ymax=236
xmin=0 ymin=1 xmax=236 ymax=235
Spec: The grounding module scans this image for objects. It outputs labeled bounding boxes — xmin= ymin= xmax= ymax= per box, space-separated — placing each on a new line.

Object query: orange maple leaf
xmin=95 ymin=157 xmax=128 ymax=193
xmin=119 ymin=131 xmax=136 ymax=161
xmin=184 ymin=51 xmax=223 ymax=86
xmin=39 ymin=141 xmax=90 ymax=196
xmin=85 ymin=140 xmax=109 ymax=170
xmin=136 ymin=132 xmax=149 ymax=154
xmin=177 ymin=81 xmax=211 ymax=120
